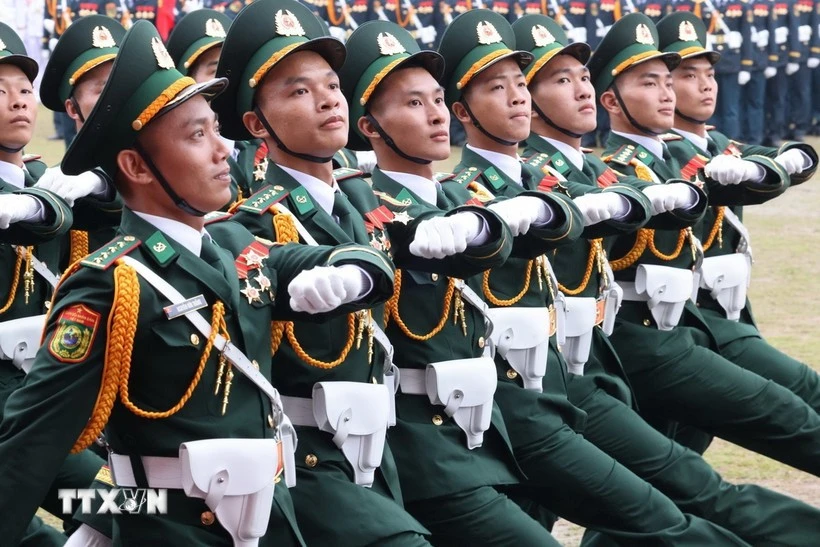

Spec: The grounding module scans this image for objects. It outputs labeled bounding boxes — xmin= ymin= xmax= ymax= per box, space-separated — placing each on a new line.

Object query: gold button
xmin=201 ymin=510 xmax=215 ymax=526
xmin=431 ymin=273 xmax=439 ymax=281
xmin=305 ymin=454 xmax=318 ymax=467
xmin=432 ymin=414 xmax=443 ymax=426
xmin=506 ymin=369 xmax=518 ymax=380
xmin=643 ymin=319 xmax=651 ymax=327
xmin=44 ymin=301 xmax=51 ymax=310
xmin=478 ymin=336 xmax=485 ymax=349
xmin=267 ymin=414 xmax=274 ymax=428
xmin=696 ymin=302 xmax=700 ymax=307
xmin=190 ymin=333 xmax=200 ymax=345
xmin=252 ymin=359 xmax=260 ymax=369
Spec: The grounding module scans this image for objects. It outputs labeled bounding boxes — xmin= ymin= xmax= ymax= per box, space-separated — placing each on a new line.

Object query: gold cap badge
xmin=532 ymin=24 xmax=556 ymax=47
xmin=678 ymin=20 xmax=697 ymax=41
xmin=635 ymin=23 xmax=654 ymax=45
xmin=92 ymin=26 xmax=116 ymax=48
xmin=151 ymin=37 xmax=175 ymax=69
xmin=205 ymin=18 xmax=227 ymax=38
xmin=476 ymin=21 xmax=503 ymax=45
xmin=275 ymin=9 xmax=305 ymax=37
xmin=377 ymin=32 xmax=405 ymax=55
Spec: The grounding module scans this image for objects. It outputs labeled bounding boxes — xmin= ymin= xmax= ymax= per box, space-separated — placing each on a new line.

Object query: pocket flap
xmin=312 ymin=382 xmax=390 ymax=436
xmin=487 ymin=307 xmax=551 ymax=349
xmin=562 ymin=297 xmax=599 ymax=337
xmin=180 ymin=438 xmax=279 ymax=497
xmin=0 ymin=314 xmax=45 ymax=361
xmin=636 ymin=265 xmax=693 ymax=303
xmin=700 ymin=254 xmax=750 ymax=291
xmin=426 ymin=357 xmax=497 ymax=407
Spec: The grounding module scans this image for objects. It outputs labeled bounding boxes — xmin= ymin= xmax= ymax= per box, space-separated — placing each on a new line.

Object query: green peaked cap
xmin=63 ymin=21 xmax=227 ymax=176
xmin=339 ymin=20 xmax=444 ymax=151
xmin=512 ymin=14 xmax=590 ymax=84
xmin=41 ymin=15 xmax=126 ymax=112
xmin=0 ymin=22 xmax=38 ymax=82
xmin=656 ymin=11 xmax=720 ymax=65
xmin=211 ymin=0 xmax=346 ymax=141
xmin=437 ymin=9 xmax=533 ymax=107
xmin=587 ymin=12 xmax=680 ymax=96
xmin=166 ymin=9 xmax=232 ymax=75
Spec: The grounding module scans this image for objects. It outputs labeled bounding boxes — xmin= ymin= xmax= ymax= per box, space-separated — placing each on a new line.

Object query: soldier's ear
xmin=451 ymin=101 xmax=471 ymax=125
xmin=599 ymin=90 xmax=621 ymax=116
xmin=357 ymin=116 xmax=380 ymax=141
xmin=117 ymin=149 xmax=154 ymax=188
xmin=243 ymin=110 xmax=268 ymax=139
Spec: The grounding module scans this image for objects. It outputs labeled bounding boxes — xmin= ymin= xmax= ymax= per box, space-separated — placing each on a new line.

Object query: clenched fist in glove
xmin=488 ymin=195 xmax=552 ymax=236
xmin=289 ymin=264 xmax=369 ymax=314
xmin=738 ymin=71 xmax=751 ymax=85
xmin=642 ymin=183 xmax=697 ymax=216
xmin=704 ymin=155 xmax=763 ymax=185
xmin=409 ymin=213 xmax=482 ymax=259
xmin=572 ymin=192 xmax=630 ymax=226
xmin=775 ymin=148 xmax=810 ymax=174
xmin=0 ymin=194 xmax=42 ymax=229
xmin=35 ymin=167 xmax=109 ymax=207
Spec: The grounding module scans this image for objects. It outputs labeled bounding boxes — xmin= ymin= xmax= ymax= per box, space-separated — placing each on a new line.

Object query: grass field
xmin=29 ymin=108 xmax=820 ymax=544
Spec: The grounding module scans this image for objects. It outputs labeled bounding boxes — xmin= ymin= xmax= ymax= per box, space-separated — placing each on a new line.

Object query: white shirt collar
xmin=278 ymin=163 xmax=339 ymax=216
xmin=540 ymin=136 xmax=585 ymax=170
xmin=0 ymin=160 xmax=26 ymax=189
xmin=133 ymin=211 xmax=210 ymax=257
xmin=380 ymin=169 xmax=440 ymax=206
xmin=612 ymin=130 xmax=665 ymax=162
xmin=674 ymin=128 xmax=709 ymax=154
xmin=466 ymin=144 xmax=522 ymax=186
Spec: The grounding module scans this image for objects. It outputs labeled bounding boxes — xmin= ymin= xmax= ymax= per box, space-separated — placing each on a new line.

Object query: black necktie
xmin=201 ymin=235 xmax=228 ymax=279
xmin=435 ymin=185 xmax=454 ymax=209
xmin=332 ymin=191 xmax=357 ymax=238
xmin=661 ymin=144 xmax=673 ymax=164
xmin=706 ymin=138 xmax=720 ymax=158
xmin=581 ymin=159 xmax=598 ymax=182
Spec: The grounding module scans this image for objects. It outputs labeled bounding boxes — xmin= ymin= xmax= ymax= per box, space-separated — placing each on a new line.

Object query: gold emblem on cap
xmin=0 ymin=38 xmax=6 ymax=52
xmin=275 ymin=9 xmax=305 ymax=37
xmin=205 ymin=18 xmax=227 ymax=38
xmin=92 ymin=26 xmax=116 ymax=48
xmin=151 ymin=37 xmax=175 ymax=69
xmin=377 ymin=32 xmax=406 ymax=56
xmin=678 ymin=20 xmax=697 ymax=41
xmin=635 ymin=23 xmax=654 ymax=45
xmin=476 ymin=21 xmax=503 ymax=45
xmin=531 ymin=24 xmax=556 ymax=47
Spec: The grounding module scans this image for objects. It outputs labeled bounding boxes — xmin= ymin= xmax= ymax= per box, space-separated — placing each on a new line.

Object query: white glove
xmin=354 ymin=150 xmax=377 ymax=174
xmin=642 ymin=183 xmax=697 ymax=215
xmin=43 ymin=18 xmax=55 ymax=34
xmin=409 ymin=213 xmax=481 ymax=258
xmin=738 ymin=71 xmax=751 ymax=85
xmin=182 ymin=0 xmax=203 ymax=12
xmin=417 ymin=25 xmax=437 ymax=45
xmin=49 ymin=37 xmax=58 ymax=52
xmin=488 ymin=196 xmax=551 ymax=237
xmin=764 ymin=66 xmax=777 ymax=79
xmin=288 ymin=264 xmax=367 ymax=314
xmin=35 ymin=167 xmax=108 ymax=207
xmin=808 ymin=57 xmax=820 ymax=69
xmin=567 ymin=27 xmax=588 ymax=44
xmin=786 ymin=62 xmax=800 ymax=75
xmin=0 ymin=194 xmax=42 ymax=229
xmin=704 ymin=154 xmax=762 ymax=185
xmin=775 ymin=148 xmax=810 ymax=174
xmin=328 ymin=26 xmax=347 ymax=42
xmin=572 ymin=192 xmax=629 ymax=226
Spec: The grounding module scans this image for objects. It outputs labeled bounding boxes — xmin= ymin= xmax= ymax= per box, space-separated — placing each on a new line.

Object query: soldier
xmin=635 ymin=0 xmax=670 ymax=22
xmin=591 ymin=12 xmax=820 ymax=476
xmin=0 ymin=19 xmax=398 ymax=545
xmin=740 ymin=0 xmax=776 ymax=144
xmin=765 ymin=0 xmax=791 ymax=146
xmin=784 ymin=0 xmax=818 ymax=140
xmin=438 ymin=9 xmax=750 ymax=546
xmin=657 ymin=11 xmax=820 ymax=413
xmin=517 ymin=13 xmax=820 ymax=545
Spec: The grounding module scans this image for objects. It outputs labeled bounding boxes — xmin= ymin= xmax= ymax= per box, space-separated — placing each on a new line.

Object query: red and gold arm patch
xmin=48 ymin=304 xmax=101 ymax=363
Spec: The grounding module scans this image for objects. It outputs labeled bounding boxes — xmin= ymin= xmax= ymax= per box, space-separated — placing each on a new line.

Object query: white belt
xmin=397 ymin=368 xmax=426 ymax=395
xmin=280 ymin=395 xmax=317 ymax=427
xmin=109 ymin=453 xmax=183 ymax=489
xmin=619 ymin=281 xmax=649 ymax=302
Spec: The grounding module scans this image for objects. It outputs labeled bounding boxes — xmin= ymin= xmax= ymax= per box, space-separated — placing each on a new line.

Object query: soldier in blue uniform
xmin=740 ymin=0 xmax=777 ymax=143
xmin=635 ymin=0 xmax=670 ymax=22
xmin=784 ymin=0 xmax=818 ymax=139
xmin=765 ymin=0 xmax=792 ymax=145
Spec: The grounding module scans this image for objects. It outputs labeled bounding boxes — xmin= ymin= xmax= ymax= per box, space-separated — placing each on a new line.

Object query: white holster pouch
xmin=699 ymin=253 xmax=751 ymax=321
xmin=560 ymin=297 xmax=599 ymax=375
xmin=312 ymin=382 xmax=390 ymax=487
xmin=180 ymin=439 xmax=281 ymax=547
xmin=623 ymin=265 xmax=694 ymax=331
xmin=427 ymin=358 xmax=497 ymax=449
xmin=601 ymin=283 xmax=623 ymax=336
xmin=486 ymin=307 xmax=552 ymax=391
xmin=0 ymin=314 xmax=46 ymax=373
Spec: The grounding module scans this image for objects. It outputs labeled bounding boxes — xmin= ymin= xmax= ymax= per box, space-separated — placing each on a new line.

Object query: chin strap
xmin=611 ymin=82 xmax=663 ymax=137
xmin=365 ymin=113 xmax=431 ymax=165
xmin=675 ymin=108 xmax=709 ymax=125
xmin=460 ymin=97 xmax=519 ymax=147
xmin=254 ymin=106 xmax=333 ymax=164
xmin=134 ymin=140 xmax=208 ymax=217
xmin=532 ymin=99 xmax=584 ymax=139
xmin=69 ymin=95 xmax=86 ymax=124
xmin=0 ymin=143 xmax=24 ymax=154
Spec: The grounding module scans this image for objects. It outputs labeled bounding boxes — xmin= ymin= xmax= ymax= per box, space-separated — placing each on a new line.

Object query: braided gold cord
xmin=482 ymin=260 xmax=535 ymax=306
xmin=69 ymin=230 xmax=90 ymax=265
xmin=0 ymin=248 xmax=24 ymax=315
xmin=558 ymin=239 xmax=602 ymax=295
xmin=387 ymin=269 xmax=457 ymax=340
xmin=702 ymin=206 xmax=725 ymax=251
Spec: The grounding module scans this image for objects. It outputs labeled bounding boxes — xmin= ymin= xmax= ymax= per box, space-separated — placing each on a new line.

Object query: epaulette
xmin=80 ymin=235 xmax=141 ymax=270
xmin=373 ymin=190 xmax=413 ymax=207
xmin=287 ymin=186 xmax=316 ymax=215
xmin=452 ymin=166 xmax=482 ymax=186
xmin=237 ymin=184 xmax=289 ymax=214
xmin=433 ymin=172 xmax=456 ymax=182
xmin=659 ymin=133 xmax=683 ymax=141
xmin=203 ymin=211 xmax=233 ymax=225
xmin=332 ymin=167 xmax=365 ymax=181
xmin=580 ymin=147 xmax=594 ymax=154
xmin=21 ymin=154 xmax=42 ymax=163
xmin=605 ymin=144 xmax=638 ymax=166
xmin=523 ymin=152 xmax=550 ymax=170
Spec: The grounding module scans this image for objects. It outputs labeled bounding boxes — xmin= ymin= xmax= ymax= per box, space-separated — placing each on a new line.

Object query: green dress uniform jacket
xmin=601 ymin=131 xmax=820 ymax=477
xmin=228 ymin=139 xmax=268 ymax=204
xmin=0 ymin=208 xmax=389 ymax=546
